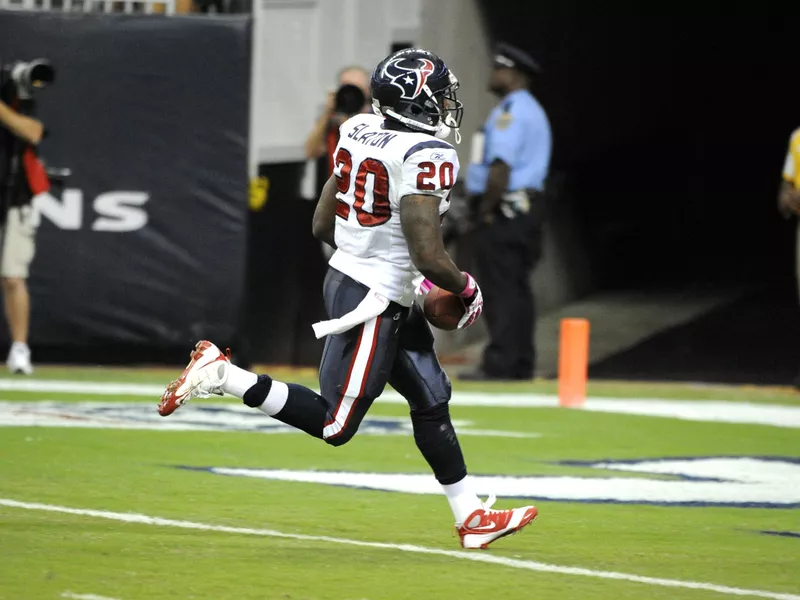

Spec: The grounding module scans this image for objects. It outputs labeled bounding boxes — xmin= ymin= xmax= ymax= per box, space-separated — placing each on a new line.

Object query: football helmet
xmin=370 ymin=48 xmax=463 ymax=143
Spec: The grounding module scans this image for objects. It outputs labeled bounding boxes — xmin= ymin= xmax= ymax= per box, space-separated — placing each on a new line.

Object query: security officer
xmin=460 ymin=43 xmax=552 ymax=381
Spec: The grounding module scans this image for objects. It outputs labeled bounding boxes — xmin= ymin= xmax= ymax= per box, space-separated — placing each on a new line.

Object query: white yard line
xmin=1 ymin=378 xmax=799 ymax=428
xmin=0 ymin=379 xmax=166 ymax=396
xmin=61 ymin=592 xmax=121 ymax=600
xmin=2 ymin=498 xmax=798 ymax=600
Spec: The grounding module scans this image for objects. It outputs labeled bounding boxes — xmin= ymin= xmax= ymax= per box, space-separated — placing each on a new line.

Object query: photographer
xmin=302 ymin=66 xmax=371 ymax=260
xmin=0 ymin=59 xmax=54 ymax=375
xmin=304 ymin=65 xmax=371 ymax=167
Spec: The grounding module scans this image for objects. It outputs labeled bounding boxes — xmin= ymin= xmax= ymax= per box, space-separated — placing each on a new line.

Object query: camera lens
xmin=334 ymin=84 xmax=366 ymax=116
xmin=29 ymin=62 xmax=55 ymax=88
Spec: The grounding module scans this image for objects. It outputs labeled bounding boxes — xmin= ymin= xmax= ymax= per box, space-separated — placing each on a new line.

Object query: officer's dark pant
xmin=244 ymin=267 xmax=467 ymax=485
xmin=474 ymin=209 xmax=543 ymax=379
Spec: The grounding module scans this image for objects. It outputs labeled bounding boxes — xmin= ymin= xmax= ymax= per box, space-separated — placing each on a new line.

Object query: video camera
xmin=0 ymin=59 xmax=55 ymax=102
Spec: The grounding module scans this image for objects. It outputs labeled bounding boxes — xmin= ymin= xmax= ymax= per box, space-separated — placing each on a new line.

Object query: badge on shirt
xmin=495 ymin=112 xmax=513 ymax=130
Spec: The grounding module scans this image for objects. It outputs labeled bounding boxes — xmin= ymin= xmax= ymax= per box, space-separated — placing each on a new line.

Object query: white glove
xmin=415 ymin=273 xmax=483 ymax=329
xmin=456 ymin=272 xmax=483 ymax=329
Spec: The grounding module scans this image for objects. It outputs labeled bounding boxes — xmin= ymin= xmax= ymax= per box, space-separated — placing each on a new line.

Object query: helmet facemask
xmin=432 ymin=81 xmax=463 ymax=143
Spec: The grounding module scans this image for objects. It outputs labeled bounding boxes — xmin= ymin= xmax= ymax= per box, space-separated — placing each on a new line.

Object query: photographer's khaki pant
xmin=1 ymin=206 xmax=37 ymax=279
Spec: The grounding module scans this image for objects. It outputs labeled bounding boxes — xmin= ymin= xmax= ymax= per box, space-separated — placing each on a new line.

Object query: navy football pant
xmin=243 ymin=268 xmax=467 ymax=485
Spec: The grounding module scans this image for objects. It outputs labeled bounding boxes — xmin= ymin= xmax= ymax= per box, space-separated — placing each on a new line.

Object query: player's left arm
xmin=401 ymin=194 xmax=483 ymax=329
xmin=398 ymin=145 xmax=483 ymax=326
xmin=312 ymin=174 xmax=338 ymax=248
xmin=400 ymin=193 xmax=466 ymax=294
xmin=398 ymin=146 xmax=465 ymax=292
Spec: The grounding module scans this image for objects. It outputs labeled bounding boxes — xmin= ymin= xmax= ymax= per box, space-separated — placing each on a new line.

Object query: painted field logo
xmin=194 ymin=457 xmax=800 ymax=508
xmin=0 ymin=401 xmax=537 ymax=439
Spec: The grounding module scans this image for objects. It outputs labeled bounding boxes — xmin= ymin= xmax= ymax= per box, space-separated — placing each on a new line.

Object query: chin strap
xmin=385 ymin=108 xmax=436 ymax=134
xmin=443 ymin=114 xmax=462 ymax=144
xmin=382 ymin=108 xmax=461 ymax=144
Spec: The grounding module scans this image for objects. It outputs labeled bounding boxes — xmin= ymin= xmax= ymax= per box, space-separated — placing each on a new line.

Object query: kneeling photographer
xmin=0 ymin=58 xmax=54 ymax=375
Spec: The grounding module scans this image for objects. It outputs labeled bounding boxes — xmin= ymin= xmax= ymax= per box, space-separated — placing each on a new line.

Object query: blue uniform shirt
xmin=465 ymin=89 xmax=552 ymax=194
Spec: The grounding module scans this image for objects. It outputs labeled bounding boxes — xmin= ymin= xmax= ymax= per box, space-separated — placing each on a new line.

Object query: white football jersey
xmin=328 ymin=113 xmax=459 ymax=307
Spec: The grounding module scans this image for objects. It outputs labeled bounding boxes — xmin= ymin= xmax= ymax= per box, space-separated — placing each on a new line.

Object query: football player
xmin=158 ymin=48 xmax=538 ymax=550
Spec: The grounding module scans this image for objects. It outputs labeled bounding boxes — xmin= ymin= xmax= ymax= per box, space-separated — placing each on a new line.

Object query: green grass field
xmin=1 ymin=366 xmax=798 ymax=600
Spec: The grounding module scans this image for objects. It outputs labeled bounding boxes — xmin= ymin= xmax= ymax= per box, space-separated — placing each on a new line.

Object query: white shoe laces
xmin=191 ymin=363 xmax=227 ymax=399
xmin=195 ymin=379 xmax=223 ymax=398
xmin=481 ymin=493 xmax=497 ymax=512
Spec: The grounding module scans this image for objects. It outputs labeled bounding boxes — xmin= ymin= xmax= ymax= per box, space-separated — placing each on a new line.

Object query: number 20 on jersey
xmin=334 ymin=148 xmax=454 ymax=227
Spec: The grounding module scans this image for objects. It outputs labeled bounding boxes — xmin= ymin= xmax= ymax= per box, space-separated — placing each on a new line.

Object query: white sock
xmin=221 ymin=364 xmax=257 ymax=398
xmin=442 ymin=475 xmax=483 ymax=525
xmin=10 ymin=342 xmax=29 ymax=354
xmin=256 ymin=380 xmax=289 ymax=416
xmin=221 ymin=365 xmax=288 ymax=416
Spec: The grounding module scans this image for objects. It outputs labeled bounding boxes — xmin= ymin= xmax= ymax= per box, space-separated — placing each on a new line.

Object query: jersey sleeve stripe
xmin=403 ymin=140 xmax=454 ymax=162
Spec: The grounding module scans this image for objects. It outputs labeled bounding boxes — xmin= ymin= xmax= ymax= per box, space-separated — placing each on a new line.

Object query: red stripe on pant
xmin=324 ymin=316 xmax=381 ymax=440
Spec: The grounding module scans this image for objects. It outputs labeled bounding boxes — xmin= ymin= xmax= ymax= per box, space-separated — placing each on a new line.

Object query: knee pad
xmin=410 ymin=401 xmax=465 ymax=485
xmin=411 ymin=402 xmax=458 ymax=447
xmin=410 ymin=401 xmax=451 ymax=423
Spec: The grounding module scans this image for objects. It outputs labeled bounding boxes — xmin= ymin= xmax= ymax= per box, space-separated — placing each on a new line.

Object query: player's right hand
xmin=457 ymin=272 xmax=483 ymax=329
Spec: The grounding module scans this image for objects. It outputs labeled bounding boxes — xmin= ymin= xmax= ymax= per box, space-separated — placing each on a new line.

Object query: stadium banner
xmin=0 ymin=13 xmax=251 ymax=358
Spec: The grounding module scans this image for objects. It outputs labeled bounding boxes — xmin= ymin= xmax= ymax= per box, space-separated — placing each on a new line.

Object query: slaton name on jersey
xmin=346 ymin=122 xmax=399 ymax=150
xmin=329 ymin=114 xmax=460 ymax=306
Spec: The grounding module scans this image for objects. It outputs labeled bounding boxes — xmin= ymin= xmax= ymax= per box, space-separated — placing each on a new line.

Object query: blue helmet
xmin=370 ymin=48 xmax=463 ymax=141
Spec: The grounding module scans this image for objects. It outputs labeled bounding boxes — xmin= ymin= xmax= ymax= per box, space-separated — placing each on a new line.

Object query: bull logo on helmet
xmin=383 ymin=57 xmax=435 ymax=100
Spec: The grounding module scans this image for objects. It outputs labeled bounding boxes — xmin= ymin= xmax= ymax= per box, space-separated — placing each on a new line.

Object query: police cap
xmin=493 ymin=42 xmax=543 ymax=78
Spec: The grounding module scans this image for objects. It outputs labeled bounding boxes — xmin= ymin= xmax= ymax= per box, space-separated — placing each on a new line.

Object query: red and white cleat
xmin=158 ymin=340 xmax=230 ymax=417
xmin=457 ymin=495 xmax=538 ymax=550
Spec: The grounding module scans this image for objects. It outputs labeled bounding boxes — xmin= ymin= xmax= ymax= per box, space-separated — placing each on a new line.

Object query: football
xmin=423 ymin=285 xmax=465 ymax=331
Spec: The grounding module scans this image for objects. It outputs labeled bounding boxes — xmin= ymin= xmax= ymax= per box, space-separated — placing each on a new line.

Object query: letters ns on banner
xmin=32 ymin=190 xmax=149 ymax=232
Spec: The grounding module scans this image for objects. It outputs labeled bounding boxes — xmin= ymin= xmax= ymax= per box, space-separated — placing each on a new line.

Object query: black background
xmin=477 ymin=9 xmax=800 ymax=382
xmin=0 ymin=13 xmax=251 ymax=362
xmin=478 ymin=10 xmax=797 ymax=288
